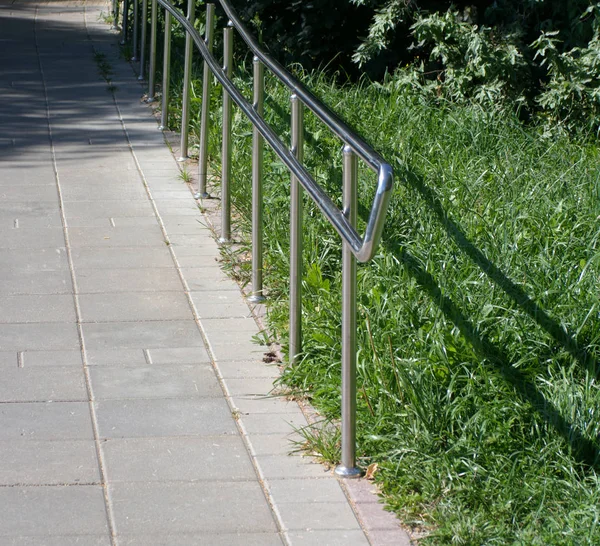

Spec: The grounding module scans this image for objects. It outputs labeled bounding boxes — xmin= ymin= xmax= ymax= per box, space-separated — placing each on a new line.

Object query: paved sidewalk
xmin=0 ymin=1 xmax=412 ymax=545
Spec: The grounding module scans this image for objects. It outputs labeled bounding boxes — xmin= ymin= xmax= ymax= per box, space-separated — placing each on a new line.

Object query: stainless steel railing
xmin=117 ymin=0 xmax=394 ymax=478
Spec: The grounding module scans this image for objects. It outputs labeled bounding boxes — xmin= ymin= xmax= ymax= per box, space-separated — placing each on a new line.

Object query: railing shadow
xmin=369 ymin=167 xmax=600 ymax=468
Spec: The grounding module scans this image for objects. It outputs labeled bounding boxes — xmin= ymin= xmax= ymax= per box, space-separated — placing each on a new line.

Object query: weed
xmin=178 ymin=168 xmax=192 ymax=184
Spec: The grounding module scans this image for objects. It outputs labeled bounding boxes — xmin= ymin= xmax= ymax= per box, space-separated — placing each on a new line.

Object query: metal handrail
xmin=120 ymin=0 xmax=394 ymax=478
xmin=159 ymin=0 xmax=394 ymax=264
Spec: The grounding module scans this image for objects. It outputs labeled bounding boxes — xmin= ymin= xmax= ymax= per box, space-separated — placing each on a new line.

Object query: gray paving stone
xmin=190 ymin=291 xmax=253 ymax=319
xmin=216 ymin=359 xmax=281 ymax=379
xmin=68 ymin=225 xmax=165 ymax=247
xmin=0 ymin=227 xmax=65 ymax=249
xmin=254 ymin=454 xmax=330 ymax=480
xmin=95 ymin=398 xmax=237 ymax=438
xmin=181 ymin=266 xmax=241 ymax=292
xmin=0 ymin=294 xmax=75 ymax=323
xmin=367 ymin=529 xmax=414 ymax=545
xmin=241 ymin=412 xmax=309 ymax=436
xmin=0 ymin=185 xmax=58 ymax=202
xmin=60 ymin=181 xmax=146 ymax=202
xmin=83 ymin=321 xmax=203 ymax=350
xmin=84 ymin=348 xmax=155 ymax=367
xmin=0 ymin=322 xmax=79 ymax=351
xmin=171 ymin=244 xmax=221 ymax=263
xmin=146 ymin=346 xmax=210 ymax=364
xmin=0 ymin=215 xmax=63 ymax=229
xmin=0 ymin=269 xmax=73 ymax=295
xmin=0 ymin=247 xmax=68 ymax=271
xmin=268 ymin=478 xmax=348 ymax=504
xmin=353 ymin=501 xmax=405 ymax=531
xmin=70 ymin=247 xmax=173 ymax=269
xmin=233 ymin=394 xmax=302 ymax=415
xmin=210 ymin=340 xmax=271 ymax=363
xmin=0 ymin=486 xmax=109 ymax=536
xmin=109 ymin=481 xmax=277 ymax=534
xmin=67 ymin=216 xmax=159 ymax=228
xmin=64 ymin=200 xmax=154 ymax=218
xmin=0 ymin=366 xmax=87 ymax=402
xmin=202 ymin=317 xmax=261 ymax=337
xmin=249 ymin=431 xmax=304 ymax=456
xmin=277 ymin=501 xmax=361 ymax=531
xmin=102 ymin=435 xmax=256 ymax=482
xmin=287 ymin=530 xmax=370 ymax=546
xmin=0 ymin=402 xmax=93 ymax=440
xmin=0 ymin=439 xmax=99 ymax=485
xmin=0 ymin=350 xmax=82 ymax=367
xmin=116 ymin=533 xmax=283 ymax=546
xmin=76 ymin=267 xmax=183 ymax=293
xmin=3 ymin=537 xmax=111 ymax=546
xmin=225 ymin=377 xmax=278 ymax=396
xmin=89 ymin=365 xmax=221 ymax=399
xmin=79 ymin=292 xmax=193 ymax=322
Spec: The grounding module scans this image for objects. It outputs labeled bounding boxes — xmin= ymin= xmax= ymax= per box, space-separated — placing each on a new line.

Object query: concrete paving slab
xmin=63 ymin=200 xmax=155 ymax=218
xmin=286 ymin=530 xmax=370 ymax=546
xmin=0 ymin=366 xmax=87 ymax=402
xmin=70 ymin=246 xmax=173 ymax=269
xmin=109 ymin=481 xmax=277 ymax=534
xmin=0 ymin=322 xmax=79 ymax=351
xmin=82 ymin=321 xmax=203 ymax=350
xmin=254 ymin=454 xmax=330 ymax=480
xmin=242 ymin=412 xmax=309 ymax=436
xmin=0 ymin=486 xmax=109 ymax=536
xmin=85 ymin=346 xmax=211 ymax=367
xmin=68 ymin=225 xmax=165 ymax=247
xmin=216 ymin=359 xmax=281 ymax=379
xmin=76 ymin=267 xmax=183 ymax=293
xmin=190 ymin=291 xmax=254 ymax=318
xmin=0 ymin=269 xmax=73 ymax=295
xmin=101 ymin=435 xmax=256 ymax=482
xmin=0 ymin=227 xmax=66 ymax=249
xmin=78 ymin=292 xmax=193 ymax=322
xmin=0 ymin=402 xmax=93 ymax=440
xmin=95 ymin=398 xmax=237 ymax=438
xmin=3 ymin=537 xmax=111 ymax=546
xmin=276 ymin=501 xmax=361 ymax=531
xmin=269 ymin=477 xmax=347 ymax=504
xmin=0 ymin=439 xmax=100 ymax=485
xmin=116 ymin=533 xmax=283 ymax=546
xmin=0 ymin=350 xmax=82 ymax=368
xmin=89 ymin=365 xmax=221 ymax=400
xmin=144 ymin=346 xmax=211 ymax=364
xmin=0 ymin=294 xmax=76 ymax=323
xmin=0 ymin=247 xmax=68 ymax=271
xmin=0 ymin=185 xmax=58 ymax=202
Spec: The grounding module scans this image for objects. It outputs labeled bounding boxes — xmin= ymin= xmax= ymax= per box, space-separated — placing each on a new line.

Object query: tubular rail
xmin=123 ymin=0 xmax=394 ymax=478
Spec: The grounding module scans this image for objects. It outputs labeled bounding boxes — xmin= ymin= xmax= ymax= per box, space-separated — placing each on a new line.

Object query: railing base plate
xmin=334 ymin=465 xmax=363 ymax=479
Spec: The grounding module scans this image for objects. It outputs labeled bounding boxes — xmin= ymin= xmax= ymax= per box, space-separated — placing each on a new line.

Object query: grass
xmin=142 ymin=36 xmax=600 ymax=545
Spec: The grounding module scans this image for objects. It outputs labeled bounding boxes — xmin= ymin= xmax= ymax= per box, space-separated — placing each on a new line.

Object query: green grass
xmin=155 ymin=47 xmax=600 ymax=544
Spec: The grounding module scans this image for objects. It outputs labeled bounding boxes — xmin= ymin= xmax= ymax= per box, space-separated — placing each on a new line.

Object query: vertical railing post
xmin=335 ymin=146 xmax=362 ymax=479
xmin=158 ymin=10 xmax=171 ymax=130
xmin=178 ymin=0 xmax=195 ymax=160
xmin=131 ymin=0 xmax=139 ymax=61
xmin=138 ymin=0 xmax=148 ymax=80
xmin=289 ymin=94 xmax=304 ymax=365
xmin=220 ymin=21 xmax=233 ymax=242
xmin=248 ymin=56 xmax=265 ymax=303
xmin=120 ymin=0 xmax=129 ymax=44
xmin=147 ymin=0 xmax=158 ymax=100
xmin=197 ymin=3 xmax=215 ymax=198
xmin=112 ymin=0 xmax=119 ymax=30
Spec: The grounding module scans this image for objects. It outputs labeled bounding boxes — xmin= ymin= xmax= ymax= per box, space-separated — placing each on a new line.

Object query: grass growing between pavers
xmin=145 ymin=41 xmax=600 ymax=544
